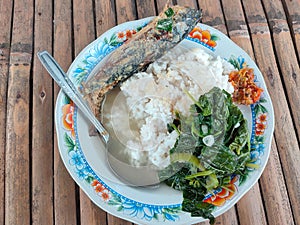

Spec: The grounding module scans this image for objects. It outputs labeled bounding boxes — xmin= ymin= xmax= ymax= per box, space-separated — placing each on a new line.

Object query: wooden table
xmin=1 ymin=0 xmax=300 ymax=224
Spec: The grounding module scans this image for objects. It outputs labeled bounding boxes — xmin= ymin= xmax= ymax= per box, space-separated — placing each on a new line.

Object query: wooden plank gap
xmin=76 ymin=186 xmax=82 ymax=225
xmin=51 ymin=0 xmax=55 ymax=54
xmin=92 ymin=0 xmax=97 ymax=40
xmin=234 ymin=205 xmax=242 ymax=225
xmin=70 ymin=0 xmax=76 ymax=60
xmin=153 ymin=0 xmax=159 ymax=15
xmin=51 ymin=0 xmax=55 ymax=212
xmin=29 ymin=67 xmax=34 ymax=225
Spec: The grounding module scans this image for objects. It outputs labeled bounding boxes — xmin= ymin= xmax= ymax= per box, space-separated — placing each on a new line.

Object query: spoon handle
xmin=37 ymin=50 xmax=109 ymax=143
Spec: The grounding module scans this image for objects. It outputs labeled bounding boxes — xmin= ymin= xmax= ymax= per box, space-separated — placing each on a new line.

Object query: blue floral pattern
xmin=69 ymin=150 xmax=85 ymax=170
xmin=108 ymin=193 xmax=180 ymax=222
xmin=73 ymin=41 xmax=119 ymax=84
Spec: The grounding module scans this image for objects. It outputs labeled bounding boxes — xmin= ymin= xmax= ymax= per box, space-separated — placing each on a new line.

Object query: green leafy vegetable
xmin=201 ymin=145 xmax=239 ymax=174
xmin=182 ymin=197 xmax=216 ymax=224
xmin=164 ymin=7 xmax=174 ymax=17
xmin=156 ymin=18 xmax=173 ymax=32
xmin=162 ymin=87 xmax=251 ymax=224
xmin=156 ymin=7 xmax=175 ymax=32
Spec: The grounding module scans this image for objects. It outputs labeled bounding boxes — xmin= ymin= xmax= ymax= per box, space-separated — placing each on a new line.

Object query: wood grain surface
xmin=1 ymin=0 xmax=299 ymax=224
xmin=5 ymin=0 xmax=33 ymax=224
xmin=262 ymin=0 xmax=300 ymax=142
xmin=0 ymin=1 xmax=13 ymax=225
xmin=136 ymin=0 xmax=156 ymax=18
xmin=95 ymin=0 xmax=117 ymax=37
xmin=281 ymin=0 xmax=300 ymax=62
xmin=115 ymin=0 xmax=136 ymax=24
xmin=32 ymin=0 xmax=54 ymax=224
xmin=199 ymin=0 xmax=227 ymax=34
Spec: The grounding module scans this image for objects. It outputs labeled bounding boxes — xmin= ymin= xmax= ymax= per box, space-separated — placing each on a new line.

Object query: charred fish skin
xmin=82 ymin=4 xmax=202 ymax=119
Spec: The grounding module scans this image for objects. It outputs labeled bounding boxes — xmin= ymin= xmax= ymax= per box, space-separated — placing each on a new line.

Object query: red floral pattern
xmin=91 ymin=179 xmax=111 ymax=201
xmin=117 ymin=29 xmax=137 ymax=42
xmin=189 ymin=27 xmax=218 ymax=47
xmin=255 ymin=113 xmax=267 ymax=136
xmin=62 ymin=101 xmax=75 ymax=137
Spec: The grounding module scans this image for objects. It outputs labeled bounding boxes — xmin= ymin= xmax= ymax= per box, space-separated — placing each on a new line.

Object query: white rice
xmin=108 ymin=46 xmax=234 ymax=169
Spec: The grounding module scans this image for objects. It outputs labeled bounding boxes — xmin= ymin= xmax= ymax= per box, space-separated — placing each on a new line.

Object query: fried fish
xmin=81 ymin=2 xmax=202 ymax=120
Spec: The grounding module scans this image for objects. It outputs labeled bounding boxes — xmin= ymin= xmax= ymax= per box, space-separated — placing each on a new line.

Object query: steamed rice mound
xmin=111 ymin=46 xmax=234 ymax=169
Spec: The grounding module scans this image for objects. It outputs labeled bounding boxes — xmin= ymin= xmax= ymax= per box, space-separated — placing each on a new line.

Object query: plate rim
xmin=55 ymin=16 xmax=275 ymax=224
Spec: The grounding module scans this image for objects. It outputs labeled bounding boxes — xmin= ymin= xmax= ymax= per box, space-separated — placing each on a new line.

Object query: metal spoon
xmin=37 ymin=51 xmax=161 ymax=186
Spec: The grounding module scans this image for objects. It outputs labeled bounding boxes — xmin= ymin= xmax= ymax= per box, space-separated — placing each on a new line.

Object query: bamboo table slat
xmin=32 ymin=0 xmax=54 ymax=224
xmin=0 ymin=0 xmax=13 ymax=224
xmin=1 ymin=0 xmax=299 ymax=225
xmin=53 ymin=0 xmax=77 ymax=225
xmin=282 ymin=0 xmax=300 ymax=61
xmin=5 ymin=0 xmax=33 ymax=224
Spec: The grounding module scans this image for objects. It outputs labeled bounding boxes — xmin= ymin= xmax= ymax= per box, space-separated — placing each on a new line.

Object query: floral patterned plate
xmin=55 ymin=17 xmax=274 ymax=224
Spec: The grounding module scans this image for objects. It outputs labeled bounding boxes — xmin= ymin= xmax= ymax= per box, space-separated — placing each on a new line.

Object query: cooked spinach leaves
xmin=162 ymin=87 xmax=251 ymax=224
